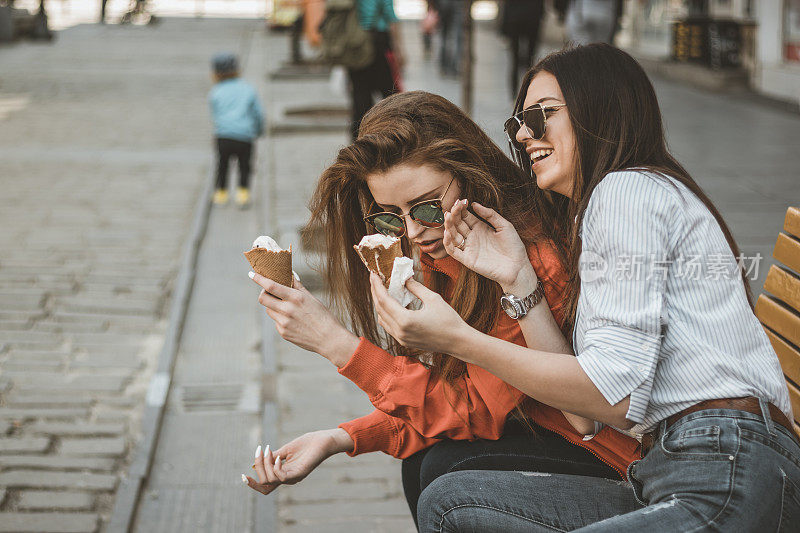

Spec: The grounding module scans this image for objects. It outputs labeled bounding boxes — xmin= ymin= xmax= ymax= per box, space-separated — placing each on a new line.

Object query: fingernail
xmin=241 ymin=474 xmax=248 ymax=484
xmin=248 ymin=271 xmax=255 ymax=279
xmin=275 ymin=455 xmax=281 ymax=468
xmin=255 ymin=445 xmax=261 ymax=458
xmin=462 ymin=199 xmax=468 ymax=205
xmin=292 ymin=271 xmax=301 ymax=282
xmin=265 ymin=444 xmax=270 ymax=457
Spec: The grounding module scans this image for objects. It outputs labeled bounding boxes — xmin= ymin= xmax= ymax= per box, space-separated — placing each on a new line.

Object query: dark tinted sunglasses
xmin=363 ymin=177 xmax=455 ymax=238
xmin=503 ymin=103 xmax=567 ymax=151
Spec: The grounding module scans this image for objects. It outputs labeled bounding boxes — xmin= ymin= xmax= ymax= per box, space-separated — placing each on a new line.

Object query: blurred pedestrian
xmin=437 ymin=0 xmax=463 ymax=76
xmin=347 ymin=0 xmax=405 ymax=141
xmin=208 ymin=53 xmax=264 ymax=207
xmin=420 ymin=0 xmax=439 ymax=59
xmin=565 ymin=0 xmax=616 ymax=44
xmin=501 ymin=0 xmax=544 ymax=97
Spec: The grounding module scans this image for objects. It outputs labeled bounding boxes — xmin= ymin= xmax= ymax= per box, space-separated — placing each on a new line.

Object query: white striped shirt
xmin=574 ymin=170 xmax=791 ymax=434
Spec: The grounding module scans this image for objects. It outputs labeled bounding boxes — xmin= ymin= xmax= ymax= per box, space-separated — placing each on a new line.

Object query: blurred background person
xmin=436 ymin=0 xmax=463 ymax=76
xmin=565 ymin=0 xmax=616 ymax=44
xmin=420 ymin=0 xmax=438 ymax=59
xmin=501 ymin=0 xmax=545 ymax=97
xmin=208 ymin=53 xmax=264 ymax=207
xmin=348 ymin=0 xmax=405 ymax=140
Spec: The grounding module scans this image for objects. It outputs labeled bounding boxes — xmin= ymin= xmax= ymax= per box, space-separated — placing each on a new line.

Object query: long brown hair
xmin=510 ymin=44 xmax=752 ymax=331
xmin=306 ymin=91 xmax=544 ymax=388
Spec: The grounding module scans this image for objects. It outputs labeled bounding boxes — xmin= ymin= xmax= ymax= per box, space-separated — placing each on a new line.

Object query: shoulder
xmin=592 ymin=169 xmax=682 ymax=203
xmin=587 ymin=169 xmax=684 ymax=220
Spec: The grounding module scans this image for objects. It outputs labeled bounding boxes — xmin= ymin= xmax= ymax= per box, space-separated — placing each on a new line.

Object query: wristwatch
xmin=500 ymin=281 xmax=544 ymax=320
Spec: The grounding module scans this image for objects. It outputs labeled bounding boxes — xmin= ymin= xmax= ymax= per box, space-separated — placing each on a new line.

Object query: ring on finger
xmin=456 ymin=236 xmax=466 ymax=250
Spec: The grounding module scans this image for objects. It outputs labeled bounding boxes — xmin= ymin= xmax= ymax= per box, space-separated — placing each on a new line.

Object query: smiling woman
xmin=243 ymin=90 xmax=641 ymax=526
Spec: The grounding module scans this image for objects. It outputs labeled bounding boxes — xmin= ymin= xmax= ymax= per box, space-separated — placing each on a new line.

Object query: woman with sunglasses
xmin=367 ymin=45 xmax=800 ymax=530
xmin=244 ymin=90 xmax=641 ymax=525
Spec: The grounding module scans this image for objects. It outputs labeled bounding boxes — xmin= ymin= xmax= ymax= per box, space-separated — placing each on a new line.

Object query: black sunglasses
xmin=363 ymin=177 xmax=455 ymax=238
xmin=503 ymin=103 xmax=567 ymax=151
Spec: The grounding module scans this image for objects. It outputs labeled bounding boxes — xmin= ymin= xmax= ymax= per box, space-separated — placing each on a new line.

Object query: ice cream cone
xmin=354 ymin=236 xmax=402 ymax=288
xmin=244 ymin=246 xmax=293 ymax=287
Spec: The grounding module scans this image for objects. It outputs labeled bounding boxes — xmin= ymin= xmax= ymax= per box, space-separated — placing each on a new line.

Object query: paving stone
xmin=0 ymin=437 xmax=50 ymax=454
xmin=17 ymin=491 xmax=94 ymax=511
xmin=2 ymin=359 xmax=64 ymax=371
xmin=60 ymin=437 xmax=125 ymax=457
xmin=2 ymin=331 xmax=62 ymax=345
xmin=12 ymin=375 xmax=128 ymax=393
xmin=0 ymin=488 xmax=5 ymax=506
xmin=0 ymin=512 xmax=99 ymax=532
xmin=0 ymin=471 xmax=117 ymax=491
xmin=0 ymin=319 xmax=32 ymax=330
xmin=69 ymin=354 xmax=142 ymax=370
xmin=93 ymin=409 xmax=132 ymax=424
xmin=58 ymin=297 xmax=158 ymax=316
xmin=5 ymin=350 xmax=70 ymax=362
xmin=34 ymin=321 xmax=107 ymax=334
xmin=0 ymin=408 xmax=91 ymax=420
xmin=73 ymin=345 xmax=142 ymax=358
xmin=281 ymin=499 xmax=411 ymax=521
xmin=5 ymin=394 xmax=93 ymax=408
xmin=29 ymin=422 xmax=125 ymax=436
xmin=0 ymin=292 xmax=45 ymax=311
xmin=0 ymin=455 xmax=115 ymax=471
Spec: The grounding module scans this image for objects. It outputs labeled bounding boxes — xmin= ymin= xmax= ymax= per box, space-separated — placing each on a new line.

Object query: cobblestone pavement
xmin=0 ymin=18 xmax=256 ymax=532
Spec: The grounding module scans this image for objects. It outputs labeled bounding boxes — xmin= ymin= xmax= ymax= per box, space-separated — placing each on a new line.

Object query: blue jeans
xmin=418 ymin=402 xmax=800 ymax=532
xmin=403 ymin=420 xmax=619 ymax=527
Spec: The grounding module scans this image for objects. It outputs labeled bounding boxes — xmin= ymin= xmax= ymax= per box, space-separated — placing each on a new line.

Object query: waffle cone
xmin=244 ymin=246 xmax=293 ymax=287
xmin=354 ymin=239 xmax=402 ymax=288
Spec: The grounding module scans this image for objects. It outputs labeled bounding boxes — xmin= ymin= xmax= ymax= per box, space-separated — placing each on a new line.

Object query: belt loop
xmin=759 ymin=398 xmax=776 ymax=436
xmin=659 ymin=418 xmax=668 ymax=440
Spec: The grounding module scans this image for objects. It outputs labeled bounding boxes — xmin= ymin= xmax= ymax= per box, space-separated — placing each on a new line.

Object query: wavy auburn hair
xmin=510 ymin=44 xmax=752 ymax=331
xmin=306 ymin=91 xmax=546 ymax=387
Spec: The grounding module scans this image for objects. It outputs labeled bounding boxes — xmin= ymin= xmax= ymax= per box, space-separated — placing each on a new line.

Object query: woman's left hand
xmin=369 ymin=273 xmax=471 ymax=354
xmin=444 ymin=200 xmax=537 ymax=295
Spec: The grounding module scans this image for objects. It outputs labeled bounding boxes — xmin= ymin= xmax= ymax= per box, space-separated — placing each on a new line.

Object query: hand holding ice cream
xmin=353 ymin=234 xmax=415 ymax=307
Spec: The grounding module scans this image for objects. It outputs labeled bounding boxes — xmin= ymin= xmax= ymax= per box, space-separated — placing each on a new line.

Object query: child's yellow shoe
xmin=213 ymin=189 xmax=228 ymax=205
xmin=236 ymin=187 xmax=251 ymax=208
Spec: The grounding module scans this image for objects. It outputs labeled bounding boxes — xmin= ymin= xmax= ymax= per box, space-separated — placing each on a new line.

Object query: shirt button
xmin=637 ymin=365 xmax=647 ymax=373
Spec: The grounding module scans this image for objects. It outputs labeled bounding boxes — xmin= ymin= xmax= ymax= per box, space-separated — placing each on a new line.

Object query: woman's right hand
xmin=243 ymin=429 xmax=354 ymax=496
xmin=250 ymin=273 xmax=360 ymax=367
xmin=443 ymin=200 xmax=538 ymax=295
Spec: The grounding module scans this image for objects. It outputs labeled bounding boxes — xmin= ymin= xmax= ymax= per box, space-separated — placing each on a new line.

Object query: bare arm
xmin=371 ymin=275 xmax=634 ymax=429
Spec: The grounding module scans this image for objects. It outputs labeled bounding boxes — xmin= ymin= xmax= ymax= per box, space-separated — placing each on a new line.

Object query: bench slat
xmin=786 ymin=207 xmax=800 ymax=239
xmin=764 ymin=266 xmax=800 ymax=312
xmin=755 ymin=295 xmax=800 ymax=348
xmin=789 ymin=381 xmax=800 ymax=425
xmin=774 ymin=233 xmax=800 ymax=274
xmin=766 ymin=328 xmax=800 ymax=387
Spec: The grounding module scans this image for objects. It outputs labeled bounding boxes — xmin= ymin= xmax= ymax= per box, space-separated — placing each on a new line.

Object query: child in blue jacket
xmin=209 ymin=53 xmax=265 ymax=207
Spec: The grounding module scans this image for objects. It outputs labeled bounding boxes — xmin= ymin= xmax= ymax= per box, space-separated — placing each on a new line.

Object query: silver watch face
xmin=500 ymin=295 xmax=520 ymax=319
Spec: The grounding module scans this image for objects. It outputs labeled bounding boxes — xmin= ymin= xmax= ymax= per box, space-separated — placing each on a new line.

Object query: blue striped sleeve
xmin=575 ymin=171 xmax=677 ymax=424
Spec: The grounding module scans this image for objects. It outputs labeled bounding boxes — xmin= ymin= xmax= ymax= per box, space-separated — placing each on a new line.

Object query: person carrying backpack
xmin=321 ymin=0 xmax=404 ymax=140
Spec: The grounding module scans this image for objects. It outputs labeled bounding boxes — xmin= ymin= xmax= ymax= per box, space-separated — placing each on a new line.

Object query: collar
xmin=420 ymin=253 xmax=462 ymax=280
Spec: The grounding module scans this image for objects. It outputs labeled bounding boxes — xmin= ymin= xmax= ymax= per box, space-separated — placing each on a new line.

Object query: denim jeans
xmin=402 ymin=420 xmax=619 ymax=527
xmin=417 ymin=401 xmax=800 ymax=532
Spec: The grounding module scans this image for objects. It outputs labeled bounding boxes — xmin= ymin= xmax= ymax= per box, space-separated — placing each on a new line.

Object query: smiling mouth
xmin=530 ymin=149 xmax=554 ymax=164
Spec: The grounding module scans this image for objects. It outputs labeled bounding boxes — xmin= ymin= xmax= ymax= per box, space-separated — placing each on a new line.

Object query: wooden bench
xmin=755 ymin=206 xmax=800 ymax=431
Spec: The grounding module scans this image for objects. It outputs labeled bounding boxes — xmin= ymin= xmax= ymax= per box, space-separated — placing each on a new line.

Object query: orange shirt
xmin=338 ymin=243 xmax=640 ymax=478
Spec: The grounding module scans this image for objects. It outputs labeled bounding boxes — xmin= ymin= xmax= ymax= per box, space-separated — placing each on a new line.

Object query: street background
xmin=1 ymin=2 xmax=799 ymax=532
